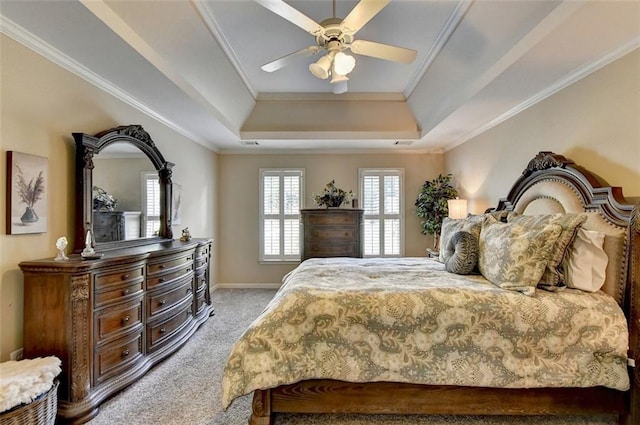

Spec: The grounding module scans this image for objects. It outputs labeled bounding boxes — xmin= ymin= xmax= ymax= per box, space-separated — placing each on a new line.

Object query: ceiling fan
xmin=256 ymin=0 xmax=418 ymax=94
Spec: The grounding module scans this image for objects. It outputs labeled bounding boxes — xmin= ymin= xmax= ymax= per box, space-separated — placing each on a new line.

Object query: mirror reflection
xmin=92 ymin=143 xmax=160 ymax=243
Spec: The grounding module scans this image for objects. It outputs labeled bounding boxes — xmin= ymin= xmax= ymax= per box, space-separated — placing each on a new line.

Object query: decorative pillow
xmin=439 ymin=211 xmax=507 ymax=263
xmin=506 ymin=212 xmax=587 ymax=287
xmin=444 ymin=231 xmax=478 ymax=275
xmin=563 ymin=228 xmax=608 ymax=292
xmin=478 ymin=216 xmax=562 ymax=296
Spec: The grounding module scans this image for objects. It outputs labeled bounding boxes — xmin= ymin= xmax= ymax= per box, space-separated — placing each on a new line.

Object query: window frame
xmin=141 ymin=171 xmax=161 ymax=238
xmin=259 ymin=168 xmax=305 ymax=263
xmin=358 ymin=168 xmax=405 ymax=257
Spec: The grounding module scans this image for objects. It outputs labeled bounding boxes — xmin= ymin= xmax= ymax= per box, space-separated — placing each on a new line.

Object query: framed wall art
xmin=6 ymin=151 xmax=48 ymax=234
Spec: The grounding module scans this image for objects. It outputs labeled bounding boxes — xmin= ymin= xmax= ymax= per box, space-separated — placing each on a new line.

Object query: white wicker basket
xmin=0 ymin=380 xmax=58 ymax=425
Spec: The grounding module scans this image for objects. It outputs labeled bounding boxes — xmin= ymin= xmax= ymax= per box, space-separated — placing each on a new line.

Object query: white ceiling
xmin=1 ymin=0 xmax=639 ymax=153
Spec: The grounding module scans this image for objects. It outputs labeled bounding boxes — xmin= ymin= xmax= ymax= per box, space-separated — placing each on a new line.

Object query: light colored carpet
xmin=87 ymin=289 xmax=618 ymax=425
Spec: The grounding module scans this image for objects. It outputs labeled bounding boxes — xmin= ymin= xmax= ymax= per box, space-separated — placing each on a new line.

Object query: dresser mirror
xmin=73 ymin=125 xmax=174 ymax=252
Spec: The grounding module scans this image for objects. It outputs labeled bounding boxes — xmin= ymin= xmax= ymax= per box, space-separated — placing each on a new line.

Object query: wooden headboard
xmin=493 ymin=151 xmax=639 ymax=372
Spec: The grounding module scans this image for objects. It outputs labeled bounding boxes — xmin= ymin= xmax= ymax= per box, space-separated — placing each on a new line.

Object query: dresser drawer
xmin=94 ymin=331 xmax=143 ymax=385
xmin=147 ymin=266 xmax=193 ymax=290
xmin=306 ymin=226 xmax=356 ymax=242
xmin=95 ymin=299 xmax=143 ymax=345
xmin=146 ymin=277 xmax=193 ymax=319
xmin=305 ymin=212 xmax=358 ymax=225
xmin=95 ymin=264 xmax=145 ymax=289
xmin=147 ymin=302 xmax=193 ymax=352
xmin=194 ymin=286 xmax=207 ymax=316
xmin=305 ymin=242 xmax=357 ymax=257
xmin=95 ymin=280 xmax=144 ymax=308
xmin=147 ymin=252 xmax=194 ymax=277
xmin=194 ymin=269 xmax=207 ymax=292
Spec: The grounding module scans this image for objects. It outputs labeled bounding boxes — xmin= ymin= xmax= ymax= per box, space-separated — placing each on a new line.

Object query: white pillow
xmin=563 ymin=228 xmax=608 ymax=292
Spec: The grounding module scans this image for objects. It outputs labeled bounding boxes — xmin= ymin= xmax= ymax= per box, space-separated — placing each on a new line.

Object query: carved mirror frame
xmin=73 ymin=125 xmax=174 ymax=252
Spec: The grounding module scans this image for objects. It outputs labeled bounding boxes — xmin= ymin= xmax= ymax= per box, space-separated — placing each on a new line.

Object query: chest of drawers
xmin=301 ymin=209 xmax=363 ymax=261
xmin=20 ymin=239 xmax=212 ymax=424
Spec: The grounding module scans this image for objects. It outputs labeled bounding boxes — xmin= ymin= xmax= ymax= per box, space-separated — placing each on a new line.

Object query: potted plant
xmin=313 ymin=180 xmax=353 ymax=208
xmin=414 ymin=174 xmax=458 ymax=250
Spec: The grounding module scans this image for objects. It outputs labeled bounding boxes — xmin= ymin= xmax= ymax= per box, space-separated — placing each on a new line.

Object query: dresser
xmin=93 ymin=211 xmax=141 ymax=242
xmin=301 ymin=209 xmax=363 ymax=261
xmin=19 ymin=239 xmax=212 ymax=424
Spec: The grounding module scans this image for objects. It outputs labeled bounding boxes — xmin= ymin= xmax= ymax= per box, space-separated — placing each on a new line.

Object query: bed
xmin=222 ymin=152 xmax=639 ymax=425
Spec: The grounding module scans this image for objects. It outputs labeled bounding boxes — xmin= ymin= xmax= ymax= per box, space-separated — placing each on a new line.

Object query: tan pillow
xmin=479 ymin=216 xmax=562 ymax=296
xmin=563 ymin=228 xmax=608 ymax=292
xmin=506 ymin=212 xmax=587 ymax=287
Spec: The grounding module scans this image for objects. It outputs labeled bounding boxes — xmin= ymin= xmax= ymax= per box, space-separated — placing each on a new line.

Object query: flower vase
xmin=20 ymin=206 xmax=39 ymax=225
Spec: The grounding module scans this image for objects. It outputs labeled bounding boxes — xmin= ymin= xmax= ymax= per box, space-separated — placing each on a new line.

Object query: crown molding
xmin=193 ymin=1 xmax=257 ymax=99
xmin=0 ymin=14 xmax=218 ymax=152
xmin=404 ymin=0 xmax=473 ymax=98
xmin=443 ymin=37 xmax=640 ymax=152
xmin=256 ymin=92 xmax=407 ymax=101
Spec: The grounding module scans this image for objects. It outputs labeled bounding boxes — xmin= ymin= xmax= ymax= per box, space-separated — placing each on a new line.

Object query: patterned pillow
xmin=506 ymin=212 xmax=587 ymax=288
xmin=439 ymin=211 xmax=507 ymax=263
xmin=444 ymin=231 xmax=478 ymax=275
xmin=479 ymin=216 xmax=562 ymax=296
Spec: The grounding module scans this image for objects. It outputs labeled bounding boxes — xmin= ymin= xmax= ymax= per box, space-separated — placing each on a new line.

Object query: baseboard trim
xmin=213 ymin=283 xmax=281 ymax=290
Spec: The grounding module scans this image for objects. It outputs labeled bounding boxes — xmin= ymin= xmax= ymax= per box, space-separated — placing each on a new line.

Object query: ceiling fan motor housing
xmin=316 ymin=18 xmax=354 ymax=48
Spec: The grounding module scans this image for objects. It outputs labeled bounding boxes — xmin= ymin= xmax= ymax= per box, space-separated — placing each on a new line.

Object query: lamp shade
xmin=309 ymin=54 xmax=332 ymax=79
xmin=447 ymin=199 xmax=468 ymax=219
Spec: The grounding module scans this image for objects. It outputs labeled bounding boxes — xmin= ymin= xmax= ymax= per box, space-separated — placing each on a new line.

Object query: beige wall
xmin=0 ymin=35 xmax=218 ymax=361
xmin=218 ymin=153 xmax=443 ymax=285
xmin=445 ymin=49 xmax=640 ymax=213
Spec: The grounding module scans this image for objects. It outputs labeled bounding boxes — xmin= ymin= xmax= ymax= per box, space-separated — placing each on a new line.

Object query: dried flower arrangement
xmin=16 ymin=164 xmax=45 ymax=209
xmin=313 ymin=180 xmax=353 ymax=208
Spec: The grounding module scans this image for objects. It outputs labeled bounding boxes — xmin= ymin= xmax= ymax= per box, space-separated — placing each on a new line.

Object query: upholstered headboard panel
xmin=511 ymin=179 xmax=627 ymax=301
xmin=494 ymin=152 xmax=635 ymax=305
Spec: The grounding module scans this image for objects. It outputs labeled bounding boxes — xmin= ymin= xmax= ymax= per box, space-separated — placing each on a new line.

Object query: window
xmin=359 ymin=168 xmax=404 ymax=257
xmin=260 ymin=169 xmax=305 ymax=262
xmin=142 ymin=172 xmax=160 ymax=237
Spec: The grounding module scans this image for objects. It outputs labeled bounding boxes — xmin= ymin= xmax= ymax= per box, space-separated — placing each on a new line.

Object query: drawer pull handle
xmin=122 ymin=316 xmax=130 ymax=323
xmin=159 ymin=278 xmax=165 ymax=283
xmin=122 ymin=288 xmax=130 ymax=295
xmin=159 ymin=265 xmax=166 ymax=269
xmin=122 ymin=350 xmax=130 ymax=357
xmin=159 ymin=327 xmax=167 ymax=334
xmin=345 ymin=232 xmax=349 ymax=236
xmin=159 ymin=299 xmax=167 ymax=306
xmin=187 ymin=267 xmax=191 ymax=273
xmin=313 ymin=231 xmax=319 ymax=237
xmin=122 ymin=274 xmax=130 ymax=280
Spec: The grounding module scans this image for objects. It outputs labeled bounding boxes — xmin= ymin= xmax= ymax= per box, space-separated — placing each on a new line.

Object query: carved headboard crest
xmin=522 ymin=151 xmax=574 ymax=177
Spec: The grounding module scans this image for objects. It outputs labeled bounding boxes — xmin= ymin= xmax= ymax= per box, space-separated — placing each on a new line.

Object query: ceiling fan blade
xmin=261 ymin=46 xmax=321 ymax=72
xmin=255 ymin=0 xmax=324 ymax=36
xmin=332 ymin=81 xmax=348 ymax=95
xmin=349 ymin=39 xmax=417 ymax=64
xmin=340 ymin=0 xmax=390 ymax=35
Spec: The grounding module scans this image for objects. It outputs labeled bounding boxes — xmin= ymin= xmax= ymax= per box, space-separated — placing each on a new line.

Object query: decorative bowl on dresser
xmin=301 ymin=208 xmax=364 ymax=261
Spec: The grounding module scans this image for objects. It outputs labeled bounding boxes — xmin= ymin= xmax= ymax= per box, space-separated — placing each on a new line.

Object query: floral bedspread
xmin=221 ymin=257 xmax=629 ymax=408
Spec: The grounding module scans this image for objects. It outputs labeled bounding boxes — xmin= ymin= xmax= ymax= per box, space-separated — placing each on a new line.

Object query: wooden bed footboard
xmin=250 ymin=380 xmax=630 ymax=425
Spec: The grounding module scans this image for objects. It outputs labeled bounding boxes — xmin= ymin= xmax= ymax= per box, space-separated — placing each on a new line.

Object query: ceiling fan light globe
xmin=333 ymin=52 xmax=356 ymax=75
xmin=309 ymin=55 xmax=332 ymax=79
